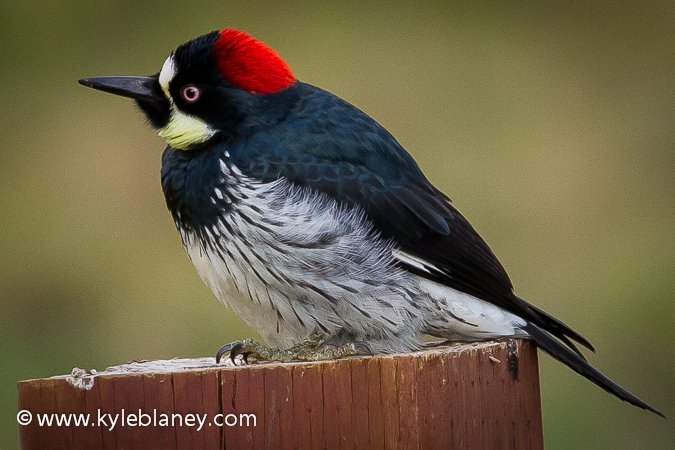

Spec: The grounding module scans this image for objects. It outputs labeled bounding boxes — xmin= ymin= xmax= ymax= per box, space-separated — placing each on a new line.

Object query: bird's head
xmin=79 ymin=28 xmax=297 ymax=150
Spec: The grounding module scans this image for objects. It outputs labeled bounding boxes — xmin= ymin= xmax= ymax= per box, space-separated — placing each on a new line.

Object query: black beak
xmin=78 ymin=76 xmax=160 ymax=101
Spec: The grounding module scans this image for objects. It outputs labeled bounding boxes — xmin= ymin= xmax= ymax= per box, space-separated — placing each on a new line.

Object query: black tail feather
xmin=511 ymin=294 xmax=595 ymax=355
xmin=523 ymin=322 xmax=664 ymax=418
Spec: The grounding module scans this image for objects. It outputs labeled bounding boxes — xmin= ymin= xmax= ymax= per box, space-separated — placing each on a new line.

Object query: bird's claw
xmin=216 ymin=339 xmax=270 ymax=364
xmin=352 ymin=341 xmax=374 ymax=356
xmin=215 ymin=341 xmax=237 ymax=364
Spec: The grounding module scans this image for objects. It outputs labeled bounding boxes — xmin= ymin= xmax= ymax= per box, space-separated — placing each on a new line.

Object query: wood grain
xmin=18 ymin=340 xmax=543 ymax=450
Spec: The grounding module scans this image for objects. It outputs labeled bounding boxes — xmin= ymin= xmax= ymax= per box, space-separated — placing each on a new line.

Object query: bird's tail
xmin=522 ymin=322 xmax=664 ymax=417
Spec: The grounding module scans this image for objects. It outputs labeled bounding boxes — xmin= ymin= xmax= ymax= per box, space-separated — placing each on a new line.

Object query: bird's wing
xmin=227 ymin=118 xmax=593 ymax=353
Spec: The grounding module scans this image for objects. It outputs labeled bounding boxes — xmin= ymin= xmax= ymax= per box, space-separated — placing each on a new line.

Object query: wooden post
xmin=18 ymin=339 xmax=543 ymax=449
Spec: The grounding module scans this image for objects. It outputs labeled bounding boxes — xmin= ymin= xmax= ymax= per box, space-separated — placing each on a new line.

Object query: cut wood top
xmin=26 ymin=340 xmax=517 ymax=385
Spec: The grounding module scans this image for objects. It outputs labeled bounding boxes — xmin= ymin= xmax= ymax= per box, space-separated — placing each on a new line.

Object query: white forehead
xmin=159 ymin=55 xmax=176 ymax=94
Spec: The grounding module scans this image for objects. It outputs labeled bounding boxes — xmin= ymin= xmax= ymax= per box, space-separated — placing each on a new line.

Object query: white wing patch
xmin=392 ymin=249 xmax=440 ymax=274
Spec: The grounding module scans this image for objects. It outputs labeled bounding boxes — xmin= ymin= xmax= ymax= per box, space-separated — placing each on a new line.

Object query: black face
xmin=135 ymin=76 xmax=171 ymax=129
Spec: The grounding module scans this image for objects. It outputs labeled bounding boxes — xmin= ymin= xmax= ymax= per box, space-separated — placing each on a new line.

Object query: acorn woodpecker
xmin=80 ymin=28 xmax=662 ymax=416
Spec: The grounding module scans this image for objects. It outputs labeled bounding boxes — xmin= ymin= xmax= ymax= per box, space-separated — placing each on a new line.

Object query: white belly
xmin=178 ymin=173 xmax=425 ymax=353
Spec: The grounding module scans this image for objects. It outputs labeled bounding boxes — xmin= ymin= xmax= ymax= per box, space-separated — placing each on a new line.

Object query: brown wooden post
xmin=17 ymin=339 xmax=544 ymax=449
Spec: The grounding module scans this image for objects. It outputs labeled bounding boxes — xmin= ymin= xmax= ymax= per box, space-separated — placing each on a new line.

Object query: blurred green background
xmin=2 ymin=1 xmax=674 ymax=448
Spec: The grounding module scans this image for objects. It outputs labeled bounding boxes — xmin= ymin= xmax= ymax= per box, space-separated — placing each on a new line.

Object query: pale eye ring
xmin=181 ymin=85 xmax=200 ymax=102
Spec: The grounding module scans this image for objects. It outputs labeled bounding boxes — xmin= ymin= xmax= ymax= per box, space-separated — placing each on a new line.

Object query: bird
xmin=79 ymin=27 xmax=662 ymax=416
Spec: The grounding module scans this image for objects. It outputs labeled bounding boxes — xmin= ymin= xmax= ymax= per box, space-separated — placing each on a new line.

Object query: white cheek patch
xmin=156 ymin=54 xmax=216 ymax=149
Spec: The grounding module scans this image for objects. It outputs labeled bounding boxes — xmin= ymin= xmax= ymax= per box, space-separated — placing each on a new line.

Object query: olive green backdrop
xmin=1 ymin=1 xmax=673 ymax=448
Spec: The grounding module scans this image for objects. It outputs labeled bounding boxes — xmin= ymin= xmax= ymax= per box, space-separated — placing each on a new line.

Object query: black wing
xmin=225 ymin=87 xmax=593 ymax=353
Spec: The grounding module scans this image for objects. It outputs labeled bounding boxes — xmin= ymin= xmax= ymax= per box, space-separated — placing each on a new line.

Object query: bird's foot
xmin=215 ymin=335 xmax=373 ymax=364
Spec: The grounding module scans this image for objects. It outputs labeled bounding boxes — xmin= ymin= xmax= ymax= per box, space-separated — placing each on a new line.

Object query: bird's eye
xmin=181 ymin=85 xmax=200 ymax=102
